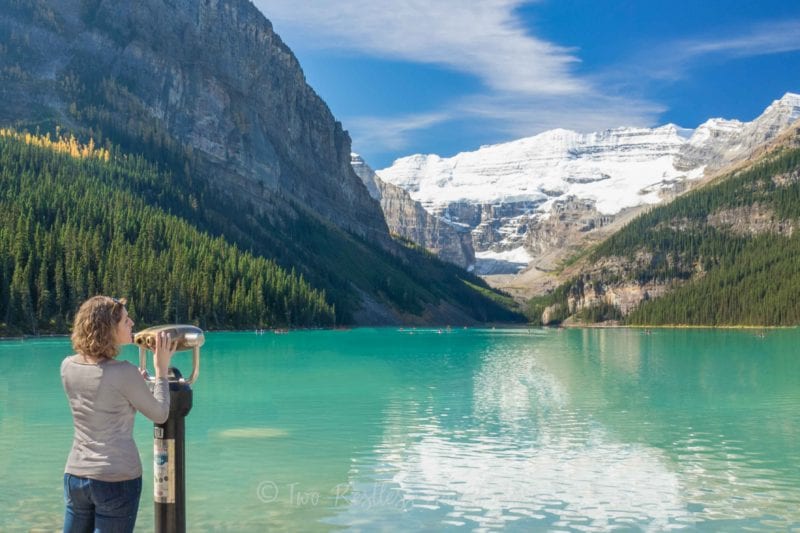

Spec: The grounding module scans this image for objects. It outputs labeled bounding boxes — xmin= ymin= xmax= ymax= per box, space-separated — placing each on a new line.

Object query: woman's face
xmin=114 ymin=307 xmax=134 ymax=346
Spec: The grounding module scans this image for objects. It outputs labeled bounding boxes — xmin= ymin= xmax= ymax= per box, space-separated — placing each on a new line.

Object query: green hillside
xmin=0 ymin=130 xmax=521 ymax=335
xmin=0 ymin=130 xmax=335 ymax=334
xmin=528 ymin=142 xmax=800 ymax=326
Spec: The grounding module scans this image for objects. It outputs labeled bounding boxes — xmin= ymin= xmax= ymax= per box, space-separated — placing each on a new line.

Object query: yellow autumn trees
xmin=0 ymin=128 xmax=110 ymax=162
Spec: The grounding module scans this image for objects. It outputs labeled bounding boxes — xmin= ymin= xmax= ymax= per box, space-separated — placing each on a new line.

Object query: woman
xmin=61 ymin=296 xmax=176 ymax=532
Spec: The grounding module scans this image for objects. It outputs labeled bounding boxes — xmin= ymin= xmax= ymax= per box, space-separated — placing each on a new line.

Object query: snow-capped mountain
xmin=373 ymin=93 xmax=800 ymax=274
xmin=378 ymin=124 xmax=698 ymax=216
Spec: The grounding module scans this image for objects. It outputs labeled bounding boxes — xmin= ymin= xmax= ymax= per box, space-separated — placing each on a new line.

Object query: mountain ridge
xmin=373 ymin=93 xmax=800 ymax=279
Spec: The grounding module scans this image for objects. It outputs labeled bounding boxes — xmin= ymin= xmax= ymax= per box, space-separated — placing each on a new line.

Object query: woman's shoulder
xmin=61 ymin=354 xmax=86 ymax=370
xmin=61 ymin=355 xmax=75 ymax=373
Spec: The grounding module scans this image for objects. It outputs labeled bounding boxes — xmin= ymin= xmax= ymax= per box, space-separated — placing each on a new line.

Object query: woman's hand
xmin=153 ymin=331 xmax=178 ymax=379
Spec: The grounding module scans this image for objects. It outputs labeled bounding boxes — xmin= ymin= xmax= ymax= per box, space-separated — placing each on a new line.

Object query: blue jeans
xmin=63 ymin=474 xmax=142 ymax=533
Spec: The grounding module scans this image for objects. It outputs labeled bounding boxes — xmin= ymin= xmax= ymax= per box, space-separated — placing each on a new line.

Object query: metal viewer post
xmin=134 ymin=325 xmax=205 ymax=533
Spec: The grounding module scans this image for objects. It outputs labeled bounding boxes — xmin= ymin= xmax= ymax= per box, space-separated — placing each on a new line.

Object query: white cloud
xmin=345 ymin=92 xmax=667 ymax=163
xmin=453 ymin=93 xmax=666 ymax=139
xmin=681 ymin=19 xmax=800 ymax=59
xmin=604 ymin=18 xmax=800 ymax=85
xmin=254 ymin=3 xmax=799 ymax=160
xmin=256 ymin=0 xmax=657 ymax=156
xmin=255 ymin=0 xmax=585 ymax=96
xmin=347 ymin=111 xmax=452 ymax=152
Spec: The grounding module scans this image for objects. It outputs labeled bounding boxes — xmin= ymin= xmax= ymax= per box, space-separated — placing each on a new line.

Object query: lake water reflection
xmin=1 ymin=328 xmax=798 ymax=531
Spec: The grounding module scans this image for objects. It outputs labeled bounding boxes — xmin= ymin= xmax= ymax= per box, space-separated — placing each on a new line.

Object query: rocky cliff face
xmin=707 ymin=204 xmax=795 ymax=237
xmin=525 ymin=197 xmax=615 ymax=256
xmin=565 ymin=252 xmax=671 ymax=316
xmin=554 ymin=281 xmax=669 ymax=323
xmin=0 ymin=0 xmax=388 ymax=242
xmin=376 ymin=94 xmax=800 ymax=278
xmin=351 ymin=154 xmax=474 ymax=266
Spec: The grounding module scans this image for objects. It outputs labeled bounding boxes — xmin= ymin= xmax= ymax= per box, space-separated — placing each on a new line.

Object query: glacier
xmin=378 ymin=125 xmax=703 ymax=216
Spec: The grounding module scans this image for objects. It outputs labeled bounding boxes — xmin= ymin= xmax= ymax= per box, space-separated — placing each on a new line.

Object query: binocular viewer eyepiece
xmin=134 ymin=325 xmax=204 ymax=385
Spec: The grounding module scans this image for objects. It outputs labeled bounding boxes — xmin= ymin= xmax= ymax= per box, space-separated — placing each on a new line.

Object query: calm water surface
xmin=1 ymin=328 xmax=799 ymax=531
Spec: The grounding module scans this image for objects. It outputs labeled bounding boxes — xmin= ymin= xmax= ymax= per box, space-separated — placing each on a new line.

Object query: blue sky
xmin=255 ymin=1 xmax=800 ymax=169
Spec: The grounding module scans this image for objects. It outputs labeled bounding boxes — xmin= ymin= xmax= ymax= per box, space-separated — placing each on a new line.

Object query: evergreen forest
xmin=0 ymin=130 xmax=334 ymax=334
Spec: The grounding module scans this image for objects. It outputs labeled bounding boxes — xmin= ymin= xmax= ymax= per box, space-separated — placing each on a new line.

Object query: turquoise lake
xmin=1 ymin=328 xmax=799 ymax=531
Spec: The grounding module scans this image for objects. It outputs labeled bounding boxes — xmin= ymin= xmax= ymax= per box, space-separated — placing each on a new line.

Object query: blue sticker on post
xmin=154 ymin=438 xmax=176 ymax=503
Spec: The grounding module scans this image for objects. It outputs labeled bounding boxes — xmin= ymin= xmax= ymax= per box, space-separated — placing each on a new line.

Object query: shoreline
xmin=2 ymin=323 xmax=796 ymax=341
xmin=561 ymin=321 xmax=795 ymax=330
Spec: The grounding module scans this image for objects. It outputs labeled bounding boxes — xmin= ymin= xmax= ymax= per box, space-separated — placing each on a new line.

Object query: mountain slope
xmin=0 ymin=0 xmax=522 ymax=326
xmin=0 ymin=130 xmax=334 ymax=334
xmin=527 ymin=125 xmax=800 ymax=326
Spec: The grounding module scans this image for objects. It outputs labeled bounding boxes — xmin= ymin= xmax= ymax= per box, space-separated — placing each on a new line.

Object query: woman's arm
xmin=118 ymin=332 xmax=177 ymax=423
xmin=117 ymin=366 xmax=171 ymax=423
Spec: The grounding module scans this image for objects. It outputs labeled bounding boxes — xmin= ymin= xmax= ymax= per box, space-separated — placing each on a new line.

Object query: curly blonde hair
xmin=71 ymin=296 xmax=128 ymax=360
